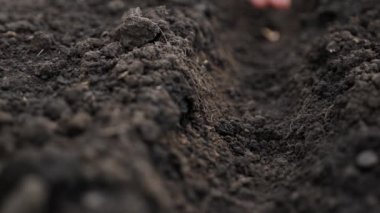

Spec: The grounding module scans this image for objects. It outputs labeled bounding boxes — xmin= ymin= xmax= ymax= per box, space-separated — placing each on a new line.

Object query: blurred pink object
xmin=250 ymin=0 xmax=291 ymax=9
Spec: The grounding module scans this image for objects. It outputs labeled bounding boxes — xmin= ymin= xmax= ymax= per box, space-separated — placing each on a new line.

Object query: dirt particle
xmin=4 ymin=31 xmax=17 ymax=38
xmin=19 ymin=117 xmax=57 ymax=145
xmin=43 ymin=98 xmax=70 ymax=120
xmin=5 ymin=20 xmax=35 ymax=32
xmin=356 ymin=150 xmax=378 ymax=169
xmin=371 ymin=73 xmax=380 ymax=88
xmin=343 ymin=165 xmax=359 ymax=178
xmin=31 ymin=31 xmax=55 ymax=51
xmin=0 ymin=111 xmax=13 ymax=125
xmin=63 ymin=111 xmax=92 ymax=136
xmin=33 ymin=62 xmax=57 ymax=80
xmin=62 ymin=83 xmax=89 ymax=104
xmin=107 ymin=0 xmax=125 ymax=13
xmin=371 ymin=59 xmax=380 ymax=67
xmin=115 ymin=60 xmax=145 ymax=79
xmin=138 ymin=119 xmax=161 ymax=142
xmin=83 ymin=50 xmax=102 ymax=61
xmin=113 ymin=59 xmax=129 ymax=74
xmin=122 ymin=7 xmax=143 ymax=18
xmin=113 ymin=10 xmax=160 ymax=50
xmin=98 ymin=158 xmax=131 ymax=183
xmin=74 ymin=38 xmax=104 ymax=56
xmin=0 ymin=12 xmax=9 ymax=23
xmin=326 ymin=41 xmax=340 ymax=53
xmin=101 ymin=42 xmax=122 ymax=58
xmin=251 ymin=115 xmax=266 ymax=127
xmin=82 ymin=191 xmax=107 ymax=210
xmin=366 ymin=195 xmax=378 ymax=207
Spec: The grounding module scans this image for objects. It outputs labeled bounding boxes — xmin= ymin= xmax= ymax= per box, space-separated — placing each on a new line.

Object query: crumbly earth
xmin=0 ymin=0 xmax=380 ymax=212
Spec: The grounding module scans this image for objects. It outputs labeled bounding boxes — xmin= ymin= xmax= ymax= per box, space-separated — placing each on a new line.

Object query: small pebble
xmin=261 ymin=28 xmax=280 ymax=42
xmin=356 ymin=150 xmax=378 ymax=169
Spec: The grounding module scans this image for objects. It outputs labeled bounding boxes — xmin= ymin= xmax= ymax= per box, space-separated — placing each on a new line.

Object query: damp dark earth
xmin=0 ymin=0 xmax=380 ymax=212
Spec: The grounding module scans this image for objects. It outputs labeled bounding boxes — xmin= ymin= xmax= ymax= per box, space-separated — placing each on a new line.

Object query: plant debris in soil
xmin=0 ymin=0 xmax=380 ymax=212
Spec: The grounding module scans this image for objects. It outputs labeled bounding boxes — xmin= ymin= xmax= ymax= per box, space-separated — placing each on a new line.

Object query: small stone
xmin=113 ymin=11 xmax=160 ymax=50
xmin=0 ymin=176 xmax=47 ymax=213
xmin=356 ymin=150 xmax=378 ymax=169
xmin=261 ymin=27 xmax=280 ymax=42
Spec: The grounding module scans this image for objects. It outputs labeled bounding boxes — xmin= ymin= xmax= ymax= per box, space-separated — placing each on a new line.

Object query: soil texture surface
xmin=0 ymin=0 xmax=380 ymax=212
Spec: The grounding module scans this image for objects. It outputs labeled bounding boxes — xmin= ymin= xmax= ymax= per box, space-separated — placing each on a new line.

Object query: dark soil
xmin=1 ymin=0 xmax=380 ymax=212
